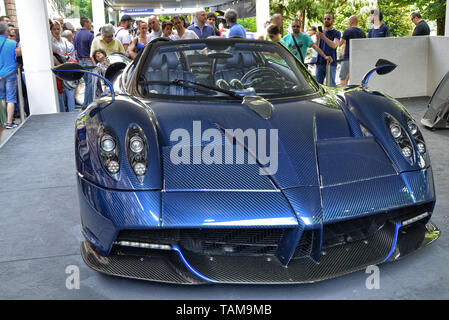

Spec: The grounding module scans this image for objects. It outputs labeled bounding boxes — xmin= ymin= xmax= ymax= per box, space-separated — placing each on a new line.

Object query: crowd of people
xmin=47 ymin=9 xmax=250 ymax=114
xmin=0 ymin=8 xmax=433 ymax=129
xmin=263 ymin=9 xmax=431 ymax=86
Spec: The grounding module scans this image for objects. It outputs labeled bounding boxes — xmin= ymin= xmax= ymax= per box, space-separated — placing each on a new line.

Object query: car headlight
xmin=401 ymin=146 xmax=412 ymax=158
xmin=133 ymin=163 xmax=147 ymax=176
xmin=101 ymin=135 xmax=116 ymax=152
xmin=417 ymin=142 xmax=426 ymax=154
xmin=390 ymin=123 xmax=402 ymax=139
xmin=106 ymin=160 xmax=120 ymax=174
xmin=99 ymin=131 xmax=120 ymax=176
xmin=407 ymin=122 xmax=418 ymax=135
xmin=127 ymin=126 xmax=148 ymax=182
xmin=386 ymin=115 xmax=414 ymax=163
xmin=406 ymin=119 xmax=427 ymax=156
xmin=130 ymin=136 xmax=144 ymax=153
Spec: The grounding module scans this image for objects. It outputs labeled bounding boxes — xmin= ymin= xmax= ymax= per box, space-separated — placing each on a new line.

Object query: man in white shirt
xmin=148 ymin=16 xmax=162 ymax=41
xmin=115 ymin=15 xmax=134 ymax=52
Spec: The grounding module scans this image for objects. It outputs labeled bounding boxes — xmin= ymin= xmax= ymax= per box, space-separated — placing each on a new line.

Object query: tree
xmin=333 ymin=0 xmax=373 ymax=34
xmin=378 ymin=0 xmax=415 ymax=37
xmin=59 ymin=0 xmax=92 ymax=20
xmin=393 ymin=0 xmax=446 ymax=35
xmin=270 ymin=0 xmax=445 ymax=36
xmin=270 ymin=0 xmax=350 ymax=29
xmin=238 ymin=17 xmax=257 ymax=32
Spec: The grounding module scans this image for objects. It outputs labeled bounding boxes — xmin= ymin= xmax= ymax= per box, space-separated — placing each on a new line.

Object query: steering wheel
xmin=241 ymin=67 xmax=285 ymax=88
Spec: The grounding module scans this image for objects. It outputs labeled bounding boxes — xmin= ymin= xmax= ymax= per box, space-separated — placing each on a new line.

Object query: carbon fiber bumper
xmin=80 ymin=220 xmax=440 ymax=284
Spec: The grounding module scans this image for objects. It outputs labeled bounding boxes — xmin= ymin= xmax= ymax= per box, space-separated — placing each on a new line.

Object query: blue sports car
xmin=53 ymin=38 xmax=440 ymax=284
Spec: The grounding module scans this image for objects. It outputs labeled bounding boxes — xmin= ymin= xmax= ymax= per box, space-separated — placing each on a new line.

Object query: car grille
xmin=116 ymin=203 xmax=433 ymax=258
xmin=322 ymin=202 xmax=433 ymax=249
xmin=117 ymin=228 xmax=286 ymax=256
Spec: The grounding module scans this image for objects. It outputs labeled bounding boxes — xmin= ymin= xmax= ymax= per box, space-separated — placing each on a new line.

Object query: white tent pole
xmin=92 ymin=0 xmax=106 ymax=34
xmin=15 ymin=0 xmax=59 ymax=114
xmin=256 ymin=0 xmax=270 ymax=35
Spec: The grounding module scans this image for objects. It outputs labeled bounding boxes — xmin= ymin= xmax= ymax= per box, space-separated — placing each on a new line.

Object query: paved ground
xmin=0 ymin=97 xmax=448 ymax=300
xmin=0 ymin=118 xmax=24 ymax=146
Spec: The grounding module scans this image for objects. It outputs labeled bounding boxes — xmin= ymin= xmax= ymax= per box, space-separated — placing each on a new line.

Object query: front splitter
xmin=80 ymin=221 xmax=440 ymax=284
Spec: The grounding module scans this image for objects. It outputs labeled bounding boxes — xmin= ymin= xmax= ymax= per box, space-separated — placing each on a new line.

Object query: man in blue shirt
xmin=339 ymin=15 xmax=366 ymax=85
xmin=188 ymin=10 xmax=216 ymax=39
xmin=315 ymin=13 xmax=341 ymax=87
xmin=225 ymin=9 xmax=246 ymax=38
xmin=0 ymin=23 xmax=18 ymax=129
xmin=74 ymin=17 xmax=94 ymax=109
xmin=368 ymin=9 xmax=390 ymax=38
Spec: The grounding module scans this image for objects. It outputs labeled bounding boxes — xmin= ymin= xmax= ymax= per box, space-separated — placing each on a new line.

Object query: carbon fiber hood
xmin=146 ymin=96 xmax=395 ymax=191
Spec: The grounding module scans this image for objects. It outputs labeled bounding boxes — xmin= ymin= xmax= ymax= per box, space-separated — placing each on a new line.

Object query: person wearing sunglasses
xmin=282 ymin=19 xmax=332 ymax=65
xmin=315 ymin=13 xmax=341 ymax=87
xmin=0 ymin=16 xmax=11 ymax=25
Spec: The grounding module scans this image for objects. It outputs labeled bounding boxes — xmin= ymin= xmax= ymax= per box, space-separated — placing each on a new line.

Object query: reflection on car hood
xmin=146 ymin=96 xmax=384 ymax=190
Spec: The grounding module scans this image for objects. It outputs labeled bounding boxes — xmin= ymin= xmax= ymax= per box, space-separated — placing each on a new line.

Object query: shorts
xmin=0 ymin=76 xmax=17 ymax=104
xmin=339 ymin=60 xmax=350 ymax=80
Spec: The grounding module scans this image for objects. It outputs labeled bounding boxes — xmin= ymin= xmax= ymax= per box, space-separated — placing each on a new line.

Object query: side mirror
xmin=52 ymin=63 xmax=86 ymax=81
xmin=105 ymin=62 xmax=127 ymax=81
xmin=361 ymin=59 xmax=397 ymax=89
xmin=375 ymin=59 xmax=397 ymax=75
xmin=52 ymin=62 xmax=116 ymax=102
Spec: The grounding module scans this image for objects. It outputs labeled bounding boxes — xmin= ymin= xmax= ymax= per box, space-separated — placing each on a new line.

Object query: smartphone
xmin=318 ymin=26 xmax=323 ymax=32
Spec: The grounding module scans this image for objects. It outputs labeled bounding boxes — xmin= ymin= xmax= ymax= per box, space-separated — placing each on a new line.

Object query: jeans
xmin=58 ymin=93 xmax=65 ymax=112
xmin=78 ymin=60 xmax=94 ymax=109
xmin=316 ymin=64 xmax=337 ymax=87
xmin=65 ymin=88 xmax=75 ymax=112
xmin=57 ymin=88 xmax=75 ymax=112
xmin=0 ymin=76 xmax=17 ymax=103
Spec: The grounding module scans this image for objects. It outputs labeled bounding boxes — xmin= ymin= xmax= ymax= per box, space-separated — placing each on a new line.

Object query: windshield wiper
xmin=138 ymin=78 xmax=244 ymax=101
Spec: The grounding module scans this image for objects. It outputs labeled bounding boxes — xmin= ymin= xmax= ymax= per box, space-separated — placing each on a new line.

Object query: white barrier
xmin=350 ymin=36 xmax=449 ymax=99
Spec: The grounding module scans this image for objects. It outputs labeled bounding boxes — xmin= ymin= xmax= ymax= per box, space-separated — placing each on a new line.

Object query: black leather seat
xmin=146 ymin=52 xmax=195 ymax=96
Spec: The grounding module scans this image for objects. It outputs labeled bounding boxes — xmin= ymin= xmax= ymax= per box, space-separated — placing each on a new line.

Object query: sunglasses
xmin=292 ymin=25 xmax=301 ymax=28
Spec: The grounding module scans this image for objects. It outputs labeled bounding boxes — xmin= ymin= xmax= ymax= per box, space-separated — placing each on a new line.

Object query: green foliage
xmin=394 ymin=0 xmax=446 ymax=21
xmin=333 ymin=0 xmax=372 ymax=33
xmin=270 ymin=0 xmax=444 ymax=36
xmin=392 ymin=0 xmax=446 ymax=34
xmin=58 ymin=0 xmax=92 ymax=20
xmin=238 ymin=17 xmax=257 ymax=32
xmin=159 ymin=16 xmax=173 ymax=22
xmin=270 ymin=0 xmax=350 ymax=23
xmin=378 ymin=0 xmax=415 ymax=37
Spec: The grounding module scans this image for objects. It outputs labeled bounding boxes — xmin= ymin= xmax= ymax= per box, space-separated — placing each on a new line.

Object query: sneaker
xmin=5 ymin=123 xmax=18 ymax=129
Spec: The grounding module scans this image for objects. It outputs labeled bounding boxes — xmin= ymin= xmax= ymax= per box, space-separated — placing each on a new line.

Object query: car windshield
xmin=138 ymin=39 xmax=320 ymax=100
